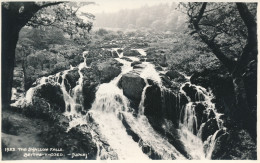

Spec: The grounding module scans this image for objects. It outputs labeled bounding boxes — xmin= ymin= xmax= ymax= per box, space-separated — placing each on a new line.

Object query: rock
xmin=211 ymin=129 xmax=256 ymax=159
xmin=146 ymin=58 xmax=155 ymax=62
xmin=123 ymin=49 xmax=141 ymax=56
xmin=155 ymin=66 xmax=163 ymax=71
xmin=121 ymin=114 xmax=140 ymax=142
xmin=83 ymin=81 xmax=98 ymax=110
xmin=65 ymin=69 xmax=80 ymax=90
xmin=166 ymin=70 xmax=186 ymax=83
xmin=70 ymin=55 xmax=84 ymax=67
xmin=121 ymin=57 xmax=133 ymax=62
xmin=194 ymin=103 xmax=206 ymax=129
xmin=34 ymin=83 xmax=65 ymax=112
xmin=160 ymin=75 xmax=172 ymax=88
xmin=161 ymin=89 xmax=179 ymax=125
xmin=208 ymin=109 xmax=216 ymax=119
xmin=112 ymin=51 xmax=118 ymax=58
xmin=58 ymin=115 xmax=70 ymax=130
xmin=86 ymin=58 xmax=93 ymax=66
xmin=117 ymin=49 xmax=123 ymax=54
xmin=23 ymin=97 xmax=52 ymax=119
xmin=42 ymin=124 xmax=97 ymax=160
xmin=182 ymin=83 xmax=198 ymax=102
xmin=118 ymin=73 xmax=145 ymax=109
xmin=133 ymin=64 xmax=145 ymax=69
xmin=201 ymin=118 xmax=219 ymax=142
xmin=131 ymin=61 xmax=142 ymax=67
xmin=140 ymin=58 xmax=145 ymax=62
xmin=159 ymin=55 xmax=168 ymax=67
xmin=96 ymin=59 xmax=121 ymax=83
xmin=144 ymin=82 xmax=162 ymax=120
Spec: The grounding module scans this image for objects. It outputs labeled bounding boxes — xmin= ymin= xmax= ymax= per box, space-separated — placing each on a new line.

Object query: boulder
xmin=69 ymin=55 xmax=84 ymax=67
xmin=201 ymin=118 xmax=219 ymax=142
xmin=144 ymin=82 xmax=162 ymax=120
xmin=155 ymin=66 xmax=163 ymax=71
xmin=117 ymin=49 xmax=123 ymax=54
xmin=211 ymin=129 xmax=256 ymax=159
xmin=96 ymin=60 xmax=121 ymax=83
xmin=34 ymin=83 xmax=65 ymax=112
xmin=118 ymin=73 xmax=145 ymax=109
xmin=65 ymin=69 xmax=80 ymax=90
xmin=131 ymin=61 xmax=142 ymax=67
xmin=112 ymin=51 xmax=118 ymax=58
xmin=182 ymin=83 xmax=198 ymax=102
xmin=194 ymin=103 xmax=207 ymax=129
xmin=82 ymin=81 xmax=98 ymax=110
xmin=123 ymin=49 xmax=141 ymax=56
xmin=166 ymin=70 xmax=186 ymax=83
xmin=121 ymin=57 xmax=133 ymax=62
xmin=146 ymin=58 xmax=155 ymax=62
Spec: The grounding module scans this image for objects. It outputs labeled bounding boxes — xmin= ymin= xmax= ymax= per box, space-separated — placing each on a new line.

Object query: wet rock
xmin=69 ymin=55 xmax=84 ymax=67
xmin=208 ymin=109 xmax=216 ymax=119
xmin=96 ymin=59 xmax=121 ymax=83
xmin=34 ymin=83 xmax=65 ymax=112
xmin=182 ymin=83 xmax=198 ymax=102
xmin=146 ymin=58 xmax=155 ymax=62
xmin=158 ymin=55 xmax=168 ymax=67
xmin=144 ymin=82 xmax=162 ymax=120
xmin=112 ymin=51 xmax=118 ymax=58
xmin=140 ymin=58 xmax=145 ymax=62
xmin=65 ymin=69 xmax=80 ymax=90
xmin=155 ymin=66 xmax=163 ymax=71
xmin=117 ymin=49 xmax=123 ymax=54
xmin=82 ymin=81 xmax=98 ymax=110
xmin=133 ymin=64 xmax=145 ymax=69
xmin=179 ymin=93 xmax=189 ymax=106
xmin=121 ymin=114 xmax=140 ymax=142
xmin=201 ymin=118 xmax=219 ymax=142
xmin=123 ymin=49 xmax=141 ymax=56
xmin=211 ymin=129 xmax=256 ymax=159
xmin=194 ymin=103 xmax=206 ymax=129
xmin=131 ymin=61 xmax=142 ymax=67
xmin=121 ymin=57 xmax=133 ymax=62
xmin=161 ymin=90 xmax=179 ymax=125
xmin=166 ymin=70 xmax=186 ymax=83
xmin=118 ymin=73 xmax=145 ymax=109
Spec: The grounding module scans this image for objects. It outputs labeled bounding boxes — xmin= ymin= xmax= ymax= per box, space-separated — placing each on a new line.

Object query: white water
xmin=178 ymin=81 xmax=226 ymax=159
xmin=11 ymin=47 xmax=226 ymax=160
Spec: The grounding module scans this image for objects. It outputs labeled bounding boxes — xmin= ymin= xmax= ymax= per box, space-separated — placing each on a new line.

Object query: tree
xmin=2 ymin=2 xmax=94 ymax=109
xmin=181 ymin=2 xmax=257 ymax=138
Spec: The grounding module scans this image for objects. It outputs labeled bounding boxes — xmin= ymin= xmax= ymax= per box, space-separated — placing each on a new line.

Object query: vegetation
xmin=2 ymin=2 xmax=94 ymax=109
xmin=181 ymin=2 xmax=257 ymax=139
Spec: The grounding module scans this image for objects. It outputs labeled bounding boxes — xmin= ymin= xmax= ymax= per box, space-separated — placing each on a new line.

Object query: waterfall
xmin=178 ymin=81 xmax=226 ymax=159
xmin=10 ymin=47 xmax=227 ymax=160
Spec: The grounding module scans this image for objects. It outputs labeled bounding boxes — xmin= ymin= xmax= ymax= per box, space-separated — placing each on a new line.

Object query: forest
xmin=1 ymin=1 xmax=257 ymax=160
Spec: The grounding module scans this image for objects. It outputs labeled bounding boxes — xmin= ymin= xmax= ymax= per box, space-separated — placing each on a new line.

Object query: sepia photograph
xmin=1 ymin=0 xmax=258 ymax=160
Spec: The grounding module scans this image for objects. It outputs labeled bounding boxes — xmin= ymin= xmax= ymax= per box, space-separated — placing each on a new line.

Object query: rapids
xmin=10 ymin=48 xmax=226 ymax=160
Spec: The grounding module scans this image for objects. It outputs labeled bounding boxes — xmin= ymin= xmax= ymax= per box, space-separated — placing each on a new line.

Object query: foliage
xmin=26 ymin=2 xmax=95 ymax=38
xmin=179 ymin=2 xmax=257 ymax=72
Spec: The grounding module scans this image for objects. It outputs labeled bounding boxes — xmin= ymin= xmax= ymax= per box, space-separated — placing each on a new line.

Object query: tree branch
xmin=232 ymin=3 xmax=257 ymax=76
xmin=191 ymin=3 xmax=236 ymax=72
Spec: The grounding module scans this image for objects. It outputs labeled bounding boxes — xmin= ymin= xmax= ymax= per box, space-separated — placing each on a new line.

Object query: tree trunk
xmin=232 ymin=74 xmax=256 ymax=140
xmin=2 ymin=8 xmax=22 ymax=110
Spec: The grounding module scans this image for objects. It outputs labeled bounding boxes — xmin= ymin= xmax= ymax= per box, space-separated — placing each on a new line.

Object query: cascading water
xmin=178 ymin=81 xmax=226 ymax=159
xmin=11 ymin=47 xmax=226 ymax=160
